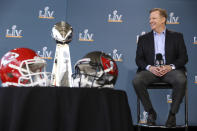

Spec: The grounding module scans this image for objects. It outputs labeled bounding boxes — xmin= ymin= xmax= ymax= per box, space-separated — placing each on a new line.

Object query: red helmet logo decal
xmin=1 ymin=52 xmax=19 ymax=67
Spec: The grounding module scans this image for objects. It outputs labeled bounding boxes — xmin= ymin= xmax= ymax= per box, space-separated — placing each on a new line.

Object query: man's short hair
xmin=150 ymin=8 xmax=167 ymax=24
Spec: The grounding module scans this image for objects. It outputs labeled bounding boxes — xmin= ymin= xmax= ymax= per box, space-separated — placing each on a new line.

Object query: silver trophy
xmin=51 ymin=21 xmax=73 ymax=87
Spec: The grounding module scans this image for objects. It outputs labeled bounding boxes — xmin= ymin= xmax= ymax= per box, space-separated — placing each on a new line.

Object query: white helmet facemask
xmin=4 ymin=57 xmax=51 ymax=87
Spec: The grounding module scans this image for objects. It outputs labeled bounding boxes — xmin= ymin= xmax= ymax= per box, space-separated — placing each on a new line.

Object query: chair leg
xmin=185 ymin=87 xmax=188 ymax=131
xmin=138 ymin=125 xmax=141 ymax=131
xmin=137 ymin=97 xmax=141 ymax=131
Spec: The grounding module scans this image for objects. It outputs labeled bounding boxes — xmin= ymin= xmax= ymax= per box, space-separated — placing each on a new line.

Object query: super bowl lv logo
xmin=37 ymin=46 xmax=53 ymax=59
xmin=39 ymin=6 xmax=55 ymax=19
xmin=139 ymin=111 xmax=148 ymax=124
xmin=193 ymin=36 xmax=197 ymax=44
xmin=109 ymin=49 xmax=123 ymax=62
xmin=79 ymin=29 xmax=94 ymax=42
xmin=108 ymin=10 xmax=123 ymax=22
xmin=6 ymin=25 xmax=23 ymax=38
xmin=195 ymin=76 xmax=197 ymax=83
xmin=167 ymin=94 xmax=172 ymax=103
xmin=167 ymin=12 xmax=179 ymax=24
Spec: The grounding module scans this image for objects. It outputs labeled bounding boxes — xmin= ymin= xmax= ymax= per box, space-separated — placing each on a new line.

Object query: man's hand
xmin=159 ymin=65 xmax=172 ymax=76
xmin=149 ymin=66 xmax=163 ymax=76
xmin=149 ymin=65 xmax=172 ymax=77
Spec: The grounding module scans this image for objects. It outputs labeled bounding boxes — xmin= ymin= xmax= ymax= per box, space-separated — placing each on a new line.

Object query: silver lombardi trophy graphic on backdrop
xmin=51 ymin=21 xmax=73 ymax=87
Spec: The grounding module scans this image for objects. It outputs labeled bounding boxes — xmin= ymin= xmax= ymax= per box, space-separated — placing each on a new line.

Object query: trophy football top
xmin=52 ymin=21 xmax=73 ymax=44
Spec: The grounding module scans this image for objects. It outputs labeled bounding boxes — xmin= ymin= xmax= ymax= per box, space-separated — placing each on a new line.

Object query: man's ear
xmin=162 ymin=17 xmax=166 ymax=24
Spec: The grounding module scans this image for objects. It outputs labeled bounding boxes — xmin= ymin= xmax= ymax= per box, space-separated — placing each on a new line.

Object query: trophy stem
xmin=51 ymin=43 xmax=73 ymax=87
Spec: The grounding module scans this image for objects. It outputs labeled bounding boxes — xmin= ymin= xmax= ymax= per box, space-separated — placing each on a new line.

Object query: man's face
xmin=149 ymin=11 xmax=165 ymax=31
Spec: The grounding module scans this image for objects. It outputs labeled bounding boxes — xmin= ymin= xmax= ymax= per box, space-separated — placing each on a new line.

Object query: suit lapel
xmin=165 ymin=29 xmax=170 ymax=64
xmin=149 ymin=31 xmax=155 ymax=64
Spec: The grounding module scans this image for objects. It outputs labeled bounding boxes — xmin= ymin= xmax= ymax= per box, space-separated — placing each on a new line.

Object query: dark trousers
xmin=132 ymin=69 xmax=186 ymax=114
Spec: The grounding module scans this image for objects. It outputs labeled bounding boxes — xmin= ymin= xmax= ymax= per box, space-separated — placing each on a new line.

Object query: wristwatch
xmin=170 ymin=64 xmax=175 ymax=70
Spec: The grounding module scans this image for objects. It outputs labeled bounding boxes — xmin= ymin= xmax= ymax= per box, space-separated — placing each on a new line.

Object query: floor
xmin=133 ymin=125 xmax=196 ymax=131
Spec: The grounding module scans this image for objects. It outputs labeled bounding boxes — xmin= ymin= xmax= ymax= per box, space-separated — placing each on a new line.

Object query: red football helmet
xmin=0 ymin=48 xmax=51 ymax=87
xmin=72 ymin=51 xmax=118 ymax=88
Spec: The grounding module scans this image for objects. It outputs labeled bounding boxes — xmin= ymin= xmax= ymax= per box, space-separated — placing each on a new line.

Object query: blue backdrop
xmin=0 ymin=0 xmax=197 ymax=126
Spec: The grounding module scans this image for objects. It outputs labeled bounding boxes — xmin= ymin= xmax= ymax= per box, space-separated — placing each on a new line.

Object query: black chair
xmin=137 ymin=82 xmax=188 ymax=131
